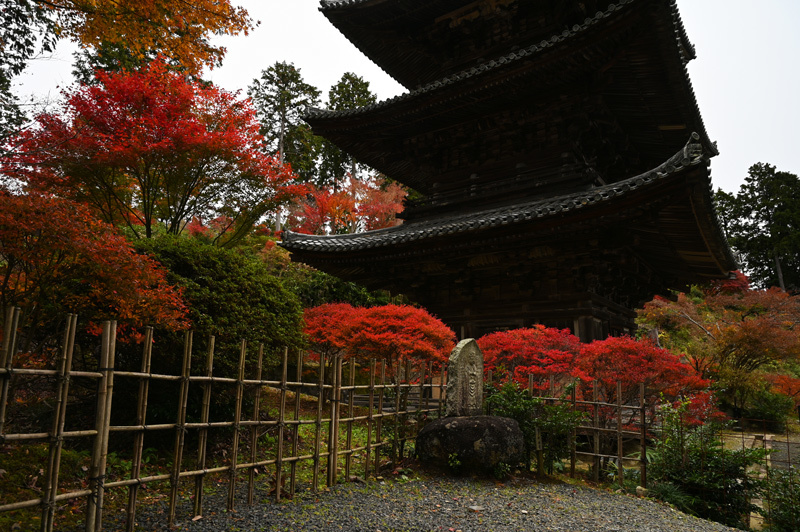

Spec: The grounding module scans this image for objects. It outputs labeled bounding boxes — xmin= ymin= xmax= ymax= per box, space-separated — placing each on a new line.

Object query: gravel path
xmin=110 ymin=476 xmax=740 ymax=532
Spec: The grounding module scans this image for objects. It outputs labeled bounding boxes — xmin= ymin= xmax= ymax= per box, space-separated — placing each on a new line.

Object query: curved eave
xmin=318 ymin=0 xmax=697 ymax=88
xmin=306 ymin=0 xmax=712 ymax=192
xmin=281 ymin=134 xmax=735 ymax=279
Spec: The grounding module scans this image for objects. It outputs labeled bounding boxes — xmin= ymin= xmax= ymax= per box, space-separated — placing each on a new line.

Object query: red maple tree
xmin=304 ymin=303 xmax=360 ymax=362
xmin=0 ymin=192 xmax=188 ymax=350
xmin=477 ymin=325 xmax=586 ymax=390
xmin=578 ymin=336 xmax=707 ymax=407
xmin=303 ymin=303 xmax=455 ymax=373
xmin=6 ymin=59 xmax=306 ymax=245
xmin=287 ymin=175 xmax=406 ymax=235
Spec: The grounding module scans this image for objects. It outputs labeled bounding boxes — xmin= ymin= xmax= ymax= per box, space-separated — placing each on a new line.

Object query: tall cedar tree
xmin=319 ymin=73 xmax=378 ymax=190
xmin=247 ymin=62 xmax=323 ymax=182
xmin=7 ymin=60 xmax=306 ymax=246
xmin=0 ymin=192 xmax=188 ymax=352
xmin=715 ymin=163 xmax=800 ymax=291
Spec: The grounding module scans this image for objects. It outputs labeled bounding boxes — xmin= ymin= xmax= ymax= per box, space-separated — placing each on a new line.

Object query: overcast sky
xmin=12 ymin=0 xmax=800 ymax=193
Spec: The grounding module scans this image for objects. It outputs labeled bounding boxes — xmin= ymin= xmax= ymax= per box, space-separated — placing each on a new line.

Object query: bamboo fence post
xmin=376 ymin=361 xmax=386 ymax=469
xmin=41 ymin=314 xmax=77 ymax=531
xmin=570 ymin=385 xmax=577 ymax=478
xmin=616 ymin=381 xmax=624 ymax=487
xmin=0 ymin=306 xmax=21 ymax=435
xmin=392 ymin=362 xmax=402 ymax=463
xmin=227 ymin=340 xmax=247 ymax=511
xmin=125 ymin=326 xmax=154 ymax=532
xmin=168 ymin=330 xmax=193 ymax=526
xmin=193 ymin=336 xmax=215 ymax=518
xmin=274 ymin=347 xmax=287 ymax=502
xmin=417 ymin=363 xmax=425 ymax=422
xmin=248 ymin=345 xmax=265 ymax=506
xmin=639 ymin=383 xmax=647 ymax=488
xmin=424 ymin=362 xmax=432 ymax=412
xmin=86 ymin=320 xmax=117 ymax=532
xmin=312 ymin=353 xmax=325 ymax=492
xmin=327 ymin=357 xmax=342 ymax=486
xmin=344 ymin=358 xmax=355 ymax=479
xmin=289 ymin=350 xmax=303 ymax=498
xmin=593 ymin=381 xmax=600 ymax=483
xmin=365 ymin=359 xmax=375 ymax=480
xmin=439 ymin=364 xmax=446 ymax=418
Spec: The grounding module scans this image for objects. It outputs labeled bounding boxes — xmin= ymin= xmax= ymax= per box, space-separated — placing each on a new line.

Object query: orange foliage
xmin=43 ymin=0 xmax=254 ymax=74
xmin=0 ymin=192 xmax=188 ymax=340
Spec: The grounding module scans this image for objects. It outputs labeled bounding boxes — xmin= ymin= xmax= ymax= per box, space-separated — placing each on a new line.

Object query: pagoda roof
xmin=318 ymin=0 xmax=696 ymax=90
xmin=306 ymin=0 xmax=711 ymax=199
xmin=281 ymin=133 xmax=735 ymax=284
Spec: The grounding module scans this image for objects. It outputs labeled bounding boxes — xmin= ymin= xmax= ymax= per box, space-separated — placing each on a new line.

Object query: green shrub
xmin=120 ymin=236 xmax=305 ymax=435
xmin=485 ymin=381 xmax=584 ymax=474
xmin=746 ymin=390 xmax=794 ymax=433
xmin=649 ymin=400 xmax=767 ymax=529
xmin=764 ymin=467 xmax=800 ymax=532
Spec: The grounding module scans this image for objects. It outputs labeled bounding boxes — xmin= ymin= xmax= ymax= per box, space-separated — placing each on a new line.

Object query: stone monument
xmin=417 ymin=338 xmax=524 ymax=473
xmin=445 ymin=339 xmax=483 ymax=417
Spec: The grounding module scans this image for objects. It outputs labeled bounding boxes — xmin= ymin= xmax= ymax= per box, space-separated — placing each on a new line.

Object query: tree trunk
xmin=774 ymin=248 xmax=786 ymax=291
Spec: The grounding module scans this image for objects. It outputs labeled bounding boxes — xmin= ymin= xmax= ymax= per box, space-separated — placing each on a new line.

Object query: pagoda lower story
xmin=282 ymin=135 xmax=735 ymax=340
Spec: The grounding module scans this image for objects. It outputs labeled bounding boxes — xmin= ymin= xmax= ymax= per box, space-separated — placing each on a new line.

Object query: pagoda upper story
xmin=320 ymin=0 xmax=695 ymax=90
xmin=311 ymin=0 xmax=710 ymax=221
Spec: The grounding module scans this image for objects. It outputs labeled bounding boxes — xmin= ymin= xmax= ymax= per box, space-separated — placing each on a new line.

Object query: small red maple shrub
xmin=302 ymin=303 xmax=455 ymax=371
xmin=477 ymin=325 xmax=585 ymax=390
xmin=578 ymin=335 xmax=707 ymax=407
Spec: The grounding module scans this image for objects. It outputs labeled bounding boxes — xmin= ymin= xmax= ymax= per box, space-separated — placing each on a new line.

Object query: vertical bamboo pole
xmin=364 ymin=359 xmax=375 ymax=480
xmin=41 ymin=314 xmax=77 ymax=532
xmin=593 ymin=381 xmax=600 ymax=483
xmin=327 ymin=357 xmax=342 ymax=486
xmin=422 ymin=362 xmax=431 ymax=412
xmin=570 ymin=385 xmax=577 ymax=478
xmin=86 ymin=321 xmax=117 ymax=532
xmin=312 ymin=354 xmax=325 ymax=492
xmin=274 ymin=347 xmax=287 ymax=502
xmin=616 ymin=381 xmax=624 ymax=487
xmin=193 ymin=336 xmax=215 ymax=518
xmin=640 ymin=383 xmax=647 ymax=488
xmin=376 ymin=361 xmax=386 ymax=470
xmin=439 ymin=364 xmax=446 ymax=418
xmin=392 ymin=362 xmax=402 ymax=463
xmin=248 ymin=345 xmax=265 ymax=505
xmin=126 ymin=327 xmax=154 ymax=532
xmin=0 ymin=306 xmax=21 ymax=435
xmin=416 ymin=363 xmax=424 ymax=421
xmin=289 ymin=350 xmax=303 ymax=498
xmin=227 ymin=340 xmax=247 ymax=511
xmin=168 ymin=330 xmax=193 ymax=526
xmin=345 ymin=358 xmax=355 ymax=479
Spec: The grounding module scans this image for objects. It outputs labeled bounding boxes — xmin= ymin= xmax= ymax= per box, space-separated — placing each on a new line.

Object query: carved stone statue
xmin=445 ymin=339 xmax=483 ymax=417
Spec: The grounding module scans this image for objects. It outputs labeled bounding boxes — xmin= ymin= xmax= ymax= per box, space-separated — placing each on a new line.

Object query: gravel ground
xmin=105 ymin=475 xmax=740 ymax=532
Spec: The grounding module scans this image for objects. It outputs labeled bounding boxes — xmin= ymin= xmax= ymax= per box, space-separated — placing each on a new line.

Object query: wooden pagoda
xmin=281 ymin=0 xmax=736 ymax=341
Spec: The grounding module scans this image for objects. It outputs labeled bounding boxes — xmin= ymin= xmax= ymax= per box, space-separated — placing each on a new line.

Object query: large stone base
xmin=416 ymin=415 xmax=525 ymax=473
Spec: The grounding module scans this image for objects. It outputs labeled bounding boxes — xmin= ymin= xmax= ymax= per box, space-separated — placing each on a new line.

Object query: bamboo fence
xmin=0 ymin=310 xmax=445 ymax=531
xmin=3 ymin=309 xmax=798 ymax=531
